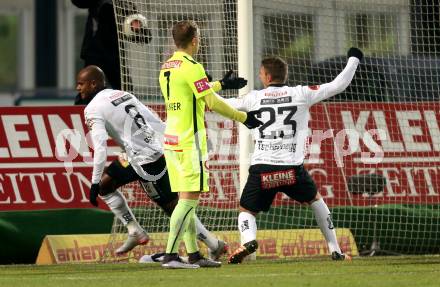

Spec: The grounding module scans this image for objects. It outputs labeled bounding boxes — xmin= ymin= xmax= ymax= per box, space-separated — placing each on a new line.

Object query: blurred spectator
xmin=72 ymin=0 xmax=151 ymax=104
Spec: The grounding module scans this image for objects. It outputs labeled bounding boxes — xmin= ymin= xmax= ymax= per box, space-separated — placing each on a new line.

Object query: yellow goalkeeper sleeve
xmin=204 ymin=92 xmax=247 ymax=123
xmin=210 ymin=81 xmax=222 ymax=93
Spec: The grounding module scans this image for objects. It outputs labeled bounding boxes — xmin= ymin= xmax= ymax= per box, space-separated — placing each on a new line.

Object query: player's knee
xmin=99 ymin=174 xmax=117 ymax=196
xmin=98 ymin=185 xmax=115 ymax=196
xmin=306 ymin=192 xmax=322 ymax=205
xmin=239 ymin=205 xmax=258 ymax=216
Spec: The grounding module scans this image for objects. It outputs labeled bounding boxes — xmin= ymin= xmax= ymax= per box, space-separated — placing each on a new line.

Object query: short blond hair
xmin=172 ymin=20 xmax=198 ymax=48
xmin=261 ymin=56 xmax=288 ymax=83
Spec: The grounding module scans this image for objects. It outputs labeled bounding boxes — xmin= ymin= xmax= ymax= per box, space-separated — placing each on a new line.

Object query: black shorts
xmin=240 ymin=164 xmax=318 ymax=213
xmin=106 ymin=156 xmax=177 ymax=207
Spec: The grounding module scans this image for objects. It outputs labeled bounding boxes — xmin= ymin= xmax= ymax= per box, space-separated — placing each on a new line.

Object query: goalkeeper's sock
xmin=195 ymin=215 xmax=218 ymax=250
xmin=183 ymin=212 xmax=198 ymax=254
xmin=238 ymin=211 xmax=257 ymax=244
xmin=311 ymin=198 xmax=341 ymax=254
xmin=100 ymin=191 xmax=140 ymax=234
xmin=166 ymin=199 xmax=199 ymax=254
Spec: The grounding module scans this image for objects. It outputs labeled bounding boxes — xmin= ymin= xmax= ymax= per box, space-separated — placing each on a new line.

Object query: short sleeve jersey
xmin=159 ymin=51 xmax=213 ymax=152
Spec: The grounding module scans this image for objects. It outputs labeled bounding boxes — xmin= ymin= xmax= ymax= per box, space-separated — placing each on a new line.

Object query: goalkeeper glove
xmin=347 ymin=47 xmax=363 ymax=61
xmin=220 ymin=70 xmax=247 ymax=90
xmin=89 ymin=183 xmax=100 ymax=207
xmin=243 ymin=110 xmax=263 ymax=129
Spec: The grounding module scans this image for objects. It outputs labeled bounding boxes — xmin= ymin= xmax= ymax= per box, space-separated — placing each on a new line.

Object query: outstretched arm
xmin=204 ymin=92 xmax=247 ymax=122
xmin=204 ymin=92 xmax=262 ymax=129
xmin=307 ymin=47 xmax=363 ymax=105
xmin=182 ymin=63 xmax=260 ymax=128
xmin=224 ymin=95 xmax=249 ymax=111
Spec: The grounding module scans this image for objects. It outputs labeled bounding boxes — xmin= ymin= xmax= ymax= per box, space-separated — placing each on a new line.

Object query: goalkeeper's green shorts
xmin=164 ymin=149 xmax=209 ymax=193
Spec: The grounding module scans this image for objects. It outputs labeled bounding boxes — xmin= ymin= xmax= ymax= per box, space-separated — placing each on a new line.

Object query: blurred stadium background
xmin=0 ymin=0 xmax=439 ymax=267
xmin=1 ymin=0 xmax=440 ymax=104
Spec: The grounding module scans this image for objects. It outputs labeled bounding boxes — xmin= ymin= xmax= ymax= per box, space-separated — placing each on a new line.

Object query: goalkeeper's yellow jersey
xmin=159 ymin=51 xmax=213 ymax=152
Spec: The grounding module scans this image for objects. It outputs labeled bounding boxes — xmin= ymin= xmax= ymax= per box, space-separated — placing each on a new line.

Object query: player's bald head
xmin=76 ymin=65 xmax=106 ymax=104
xmin=78 ymin=65 xmax=106 ymax=86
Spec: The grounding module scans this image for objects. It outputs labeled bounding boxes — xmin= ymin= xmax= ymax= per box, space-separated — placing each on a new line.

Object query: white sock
xmin=238 ymin=212 xmax=257 ymax=245
xmin=100 ymin=191 xmax=140 ymax=235
xmin=310 ymin=198 xmax=341 ymax=254
xmin=195 ymin=215 xmax=218 ymax=250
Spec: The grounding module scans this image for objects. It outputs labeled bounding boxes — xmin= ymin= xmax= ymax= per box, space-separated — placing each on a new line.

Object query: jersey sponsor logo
xmin=164 ymin=134 xmax=179 ymax=145
xmin=109 ymin=91 xmax=125 ymax=100
xmin=111 ymin=94 xmax=132 ymax=106
xmin=161 ymin=60 xmax=182 ymax=70
xmin=308 ymin=85 xmax=320 ymax=90
xmin=257 ymin=141 xmax=297 ymax=152
xmin=261 ymin=96 xmax=292 ymax=105
xmin=194 ymin=78 xmax=210 ymax=93
xmin=260 ymin=169 xmax=296 ymax=189
xmin=264 ymin=90 xmax=288 ymax=97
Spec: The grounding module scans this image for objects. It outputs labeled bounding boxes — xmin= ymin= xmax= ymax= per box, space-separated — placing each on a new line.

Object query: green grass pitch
xmin=0 ymin=256 xmax=439 ymax=287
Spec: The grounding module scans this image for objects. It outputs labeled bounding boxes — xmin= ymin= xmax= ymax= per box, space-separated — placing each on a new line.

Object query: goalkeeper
xmin=77 ymin=65 xmax=228 ymax=259
xmin=225 ymin=48 xmax=363 ymax=264
xmin=158 ymin=20 xmax=262 ymax=269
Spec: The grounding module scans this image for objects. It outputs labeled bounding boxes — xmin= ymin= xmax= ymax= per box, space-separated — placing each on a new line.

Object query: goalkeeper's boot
xmin=162 ymin=253 xmax=199 ymax=269
xmin=189 ymin=251 xmax=221 ymax=268
xmin=331 ymin=251 xmax=352 ymax=261
xmin=208 ymin=240 xmax=229 ymax=261
xmin=139 ymin=252 xmax=166 ymax=263
xmin=115 ymin=229 xmax=149 ymax=255
xmin=228 ymin=240 xmax=258 ymax=264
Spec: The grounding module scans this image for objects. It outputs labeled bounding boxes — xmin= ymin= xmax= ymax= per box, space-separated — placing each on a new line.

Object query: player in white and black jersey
xmin=77 ymin=65 xmax=228 ymax=259
xmin=226 ymin=48 xmax=363 ymax=263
